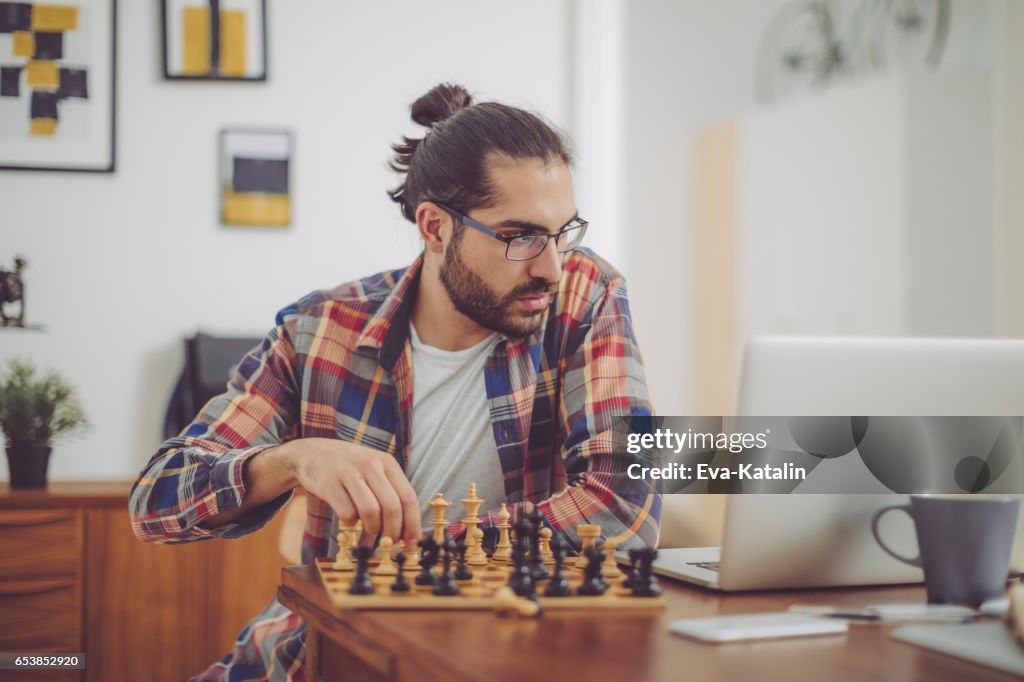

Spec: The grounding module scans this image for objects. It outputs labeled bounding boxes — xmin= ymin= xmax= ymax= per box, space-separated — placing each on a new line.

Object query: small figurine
xmin=0 ymin=256 xmax=26 ymax=328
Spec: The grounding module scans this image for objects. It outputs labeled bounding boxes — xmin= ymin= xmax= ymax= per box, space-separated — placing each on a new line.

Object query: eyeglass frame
xmin=430 ymin=201 xmax=589 ymax=262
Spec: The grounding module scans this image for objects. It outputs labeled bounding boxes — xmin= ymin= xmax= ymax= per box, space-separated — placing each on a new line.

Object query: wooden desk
xmin=279 ymin=564 xmax=1019 ymax=682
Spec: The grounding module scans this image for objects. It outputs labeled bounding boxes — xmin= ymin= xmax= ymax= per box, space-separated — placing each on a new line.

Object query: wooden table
xmin=279 ymin=564 xmax=1020 ymax=682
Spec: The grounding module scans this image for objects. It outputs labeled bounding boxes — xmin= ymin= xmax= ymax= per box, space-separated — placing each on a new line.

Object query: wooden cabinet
xmin=0 ymin=483 xmax=290 ymax=682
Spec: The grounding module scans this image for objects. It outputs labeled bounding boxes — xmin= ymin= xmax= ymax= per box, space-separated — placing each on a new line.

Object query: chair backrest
xmin=164 ymin=332 xmax=262 ymax=439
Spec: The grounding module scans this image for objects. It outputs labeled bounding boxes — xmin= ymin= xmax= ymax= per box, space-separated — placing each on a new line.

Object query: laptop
xmin=635 ymin=336 xmax=1024 ymax=591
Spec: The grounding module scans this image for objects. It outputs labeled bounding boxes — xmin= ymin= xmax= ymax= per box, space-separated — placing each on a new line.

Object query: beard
xmin=438 ymin=230 xmax=556 ymax=339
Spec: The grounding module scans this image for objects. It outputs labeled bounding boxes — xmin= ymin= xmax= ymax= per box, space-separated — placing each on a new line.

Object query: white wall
xmin=622 ymin=0 xmax=998 ymax=415
xmin=0 ymin=1 xmax=573 ymax=481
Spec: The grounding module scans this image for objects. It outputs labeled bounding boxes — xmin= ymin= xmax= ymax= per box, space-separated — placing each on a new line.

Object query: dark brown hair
xmin=388 ymin=83 xmax=574 ymax=223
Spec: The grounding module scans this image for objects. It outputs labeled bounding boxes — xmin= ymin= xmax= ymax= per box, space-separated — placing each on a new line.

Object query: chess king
xmin=129 ymin=83 xmax=661 ymax=682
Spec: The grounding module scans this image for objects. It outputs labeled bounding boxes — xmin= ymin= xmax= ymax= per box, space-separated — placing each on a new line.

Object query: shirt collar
xmin=356 ymin=254 xmax=423 ymax=369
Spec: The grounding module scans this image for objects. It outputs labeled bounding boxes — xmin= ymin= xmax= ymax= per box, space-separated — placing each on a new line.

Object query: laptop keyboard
xmin=687 ymin=561 xmax=720 ymax=572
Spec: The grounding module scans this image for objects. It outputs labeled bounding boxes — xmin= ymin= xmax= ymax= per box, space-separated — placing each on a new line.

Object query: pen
xmin=788 ymin=605 xmax=880 ymax=621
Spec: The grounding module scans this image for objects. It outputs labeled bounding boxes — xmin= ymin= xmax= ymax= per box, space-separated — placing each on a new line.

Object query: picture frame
xmin=0 ymin=0 xmax=117 ymax=172
xmin=162 ymin=0 xmax=267 ymax=81
xmin=219 ymin=127 xmax=293 ymax=228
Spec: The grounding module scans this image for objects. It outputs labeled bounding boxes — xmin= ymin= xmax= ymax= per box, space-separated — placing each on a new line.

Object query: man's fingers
xmin=384 ymin=463 xmax=423 ymax=545
xmin=324 ymin=486 xmax=358 ymax=528
xmin=344 ymin=477 xmax=382 ymax=538
xmin=362 ymin=466 xmax=405 ymax=542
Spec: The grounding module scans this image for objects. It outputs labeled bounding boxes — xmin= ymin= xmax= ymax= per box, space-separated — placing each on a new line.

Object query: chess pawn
xmin=332 ymin=527 xmax=354 ymax=571
xmin=542 ymin=534 xmax=572 ymax=598
xmin=576 ymin=544 xmax=608 ymax=596
xmin=390 ymin=552 xmax=411 ymax=593
xmin=373 ymin=537 xmax=398 ymax=576
xmin=432 ymin=540 xmax=461 ymax=596
xmin=574 ymin=524 xmax=601 ymax=570
xmin=601 ymin=539 xmax=623 ymax=581
xmin=539 ymin=527 xmax=555 ymax=566
xmin=493 ymin=503 xmax=513 ymax=563
xmin=454 ymin=539 xmax=474 ymax=580
xmin=396 ymin=539 xmax=420 ymax=569
xmin=348 ymin=545 xmax=376 ymax=595
xmin=467 ymin=527 xmax=488 ymax=566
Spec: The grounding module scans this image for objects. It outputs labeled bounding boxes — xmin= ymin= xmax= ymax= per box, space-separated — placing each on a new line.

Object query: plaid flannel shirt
xmin=129 ymin=247 xmax=660 ymax=682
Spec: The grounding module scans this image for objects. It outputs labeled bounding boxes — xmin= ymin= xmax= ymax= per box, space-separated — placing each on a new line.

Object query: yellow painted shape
xmin=31 ymin=118 xmax=57 ymax=136
xmin=13 ymin=31 xmax=35 ymax=57
xmin=219 ymin=9 xmax=247 ymax=77
xmin=26 ymin=60 xmax=59 ymax=88
xmin=32 ymin=4 xmax=78 ymax=31
xmin=182 ymin=6 xmax=211 ymax=75
xmin=223 ymin=189 xmax=290 ymax=226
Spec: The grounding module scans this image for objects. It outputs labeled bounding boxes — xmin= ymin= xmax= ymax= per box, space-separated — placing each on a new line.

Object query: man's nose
xmin=527 ymin=237 xmax=562 ymax=283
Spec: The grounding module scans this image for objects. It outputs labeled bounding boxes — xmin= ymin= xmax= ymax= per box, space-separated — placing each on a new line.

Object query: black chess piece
xmin=415 ymin=537 xmax=439 ymax=587
xmin=348 ymin=545 xmax=376 ymax=595
xmin=432 ymin=540 xmax=461 ymax=596
xmin=526 ymin=507 xmax=550 ymax=581
xmin=621 ymin=549 xmax=640 ymax=590
xmin=576 ymin=544 xmax=608 ymax=596
xmin=391 ymin=552 xmax=411 ymax=593
xmin=631 ymin=547 xmax=662 ymax=597
xmin=454 ymin=539 xmax=473 ymax=580
xmin=542 ymin=534 xmax=572 ymax=598
xmin=507 ymin=518 xmax=535 ymax=597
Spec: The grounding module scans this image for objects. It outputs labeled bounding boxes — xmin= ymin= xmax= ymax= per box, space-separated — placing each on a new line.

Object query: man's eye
xmin=511 ymin=234 xmax=542 ymax=245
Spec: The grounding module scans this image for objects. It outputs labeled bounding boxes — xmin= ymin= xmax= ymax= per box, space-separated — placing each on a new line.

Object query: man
xmin=130 ymin=83 xmax=660 ymax=681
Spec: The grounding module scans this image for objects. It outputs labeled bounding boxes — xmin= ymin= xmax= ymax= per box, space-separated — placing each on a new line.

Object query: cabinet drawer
xmin=0 ymin=510 xmax=80 ymax=580
xmin=0 ymin=579 xmax=81 ymax=651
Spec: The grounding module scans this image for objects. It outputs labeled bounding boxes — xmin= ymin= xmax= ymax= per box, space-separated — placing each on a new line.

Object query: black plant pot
xmin=6 ymin=444 xmax=52 ymax=489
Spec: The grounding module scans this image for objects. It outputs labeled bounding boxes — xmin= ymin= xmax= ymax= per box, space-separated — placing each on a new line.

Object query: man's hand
xmin=286 ymin=438 xmax=422 ymax=546
xmin=203 ymin=438 xmax=422 ymax=546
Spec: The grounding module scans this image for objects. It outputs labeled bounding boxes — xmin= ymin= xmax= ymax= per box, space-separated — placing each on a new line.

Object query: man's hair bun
xmin=388 ymin=82 xmax=573 ymax=223
xmin=410 ymin=83 xmax=474 ymax=128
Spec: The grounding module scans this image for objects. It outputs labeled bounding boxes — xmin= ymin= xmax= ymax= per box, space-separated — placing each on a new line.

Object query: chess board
xmin=315 ymin=556 xmax=667 ymax=611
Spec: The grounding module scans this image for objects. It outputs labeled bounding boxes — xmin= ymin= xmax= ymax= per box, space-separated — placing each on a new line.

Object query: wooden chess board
xmin=315 ymin=556 xmax=667 ymax=611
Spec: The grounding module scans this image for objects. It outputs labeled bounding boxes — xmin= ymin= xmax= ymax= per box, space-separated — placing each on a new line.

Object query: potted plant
xmin=0 ymin=359 xmax=88 ymax=488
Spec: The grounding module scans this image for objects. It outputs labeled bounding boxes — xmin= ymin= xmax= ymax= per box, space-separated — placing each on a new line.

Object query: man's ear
xmin=415 ymin=202 xmax=448 ymax=255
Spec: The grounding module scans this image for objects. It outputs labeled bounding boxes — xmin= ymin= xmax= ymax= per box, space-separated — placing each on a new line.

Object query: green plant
xmin=0 ymin=359 xmax=88 ymax=449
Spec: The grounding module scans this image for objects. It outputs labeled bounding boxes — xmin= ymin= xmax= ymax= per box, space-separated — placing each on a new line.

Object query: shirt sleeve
xmin=537 ymin=274 xmax=662 ymax=551
xmin=129 ymin=318 xmax=302 ymax=543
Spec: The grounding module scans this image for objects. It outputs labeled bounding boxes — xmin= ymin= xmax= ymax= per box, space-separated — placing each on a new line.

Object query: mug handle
xmin=870 ymin=505 xmax=923 ymax=567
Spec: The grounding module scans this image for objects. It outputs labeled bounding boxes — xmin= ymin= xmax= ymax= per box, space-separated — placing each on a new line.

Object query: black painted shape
xmin=57 ymin=68 xmax=87 ymax=99
xmin=0 ymin=3 xmax=31 ymax=33
xmin=34 ymin=32 xmax=62 ymax=59
xmin=232 ymin=157 xmax=289 ymax=194
xmin=0 ymin=65 xmax=20 ymax=97
xmin=30 ymin=90 xmax=58 ymax=119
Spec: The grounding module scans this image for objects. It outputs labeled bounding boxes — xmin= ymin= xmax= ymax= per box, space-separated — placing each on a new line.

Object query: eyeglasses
xmin=433 ymin=202 xmax=588 ymax=262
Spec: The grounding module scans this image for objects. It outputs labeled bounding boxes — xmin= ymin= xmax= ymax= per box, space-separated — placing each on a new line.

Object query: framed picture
xmin=0 ymin=0 xmax=116 ymax=172
xmin=219 ymin=127 xmax=292 ymax=227
xmin=162 ymin=0 xmax=267 ymax=81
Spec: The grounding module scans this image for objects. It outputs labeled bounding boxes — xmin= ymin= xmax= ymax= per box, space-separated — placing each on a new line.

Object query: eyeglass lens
xmin=506 ymin=224 xmax=586 ymax=260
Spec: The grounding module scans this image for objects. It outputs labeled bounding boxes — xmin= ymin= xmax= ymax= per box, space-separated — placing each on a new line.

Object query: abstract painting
xmin=220 ymin=127 xmax=292 ymax=227
xmin=163 ymin=0 xmax=266 ymax=80
xmin=0 ymin=0 xmax=115 ymax=171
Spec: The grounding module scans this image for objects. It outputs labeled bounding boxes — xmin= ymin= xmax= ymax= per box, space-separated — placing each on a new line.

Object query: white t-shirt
xmin=406 ymin=324 xmax=507 ymax=525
